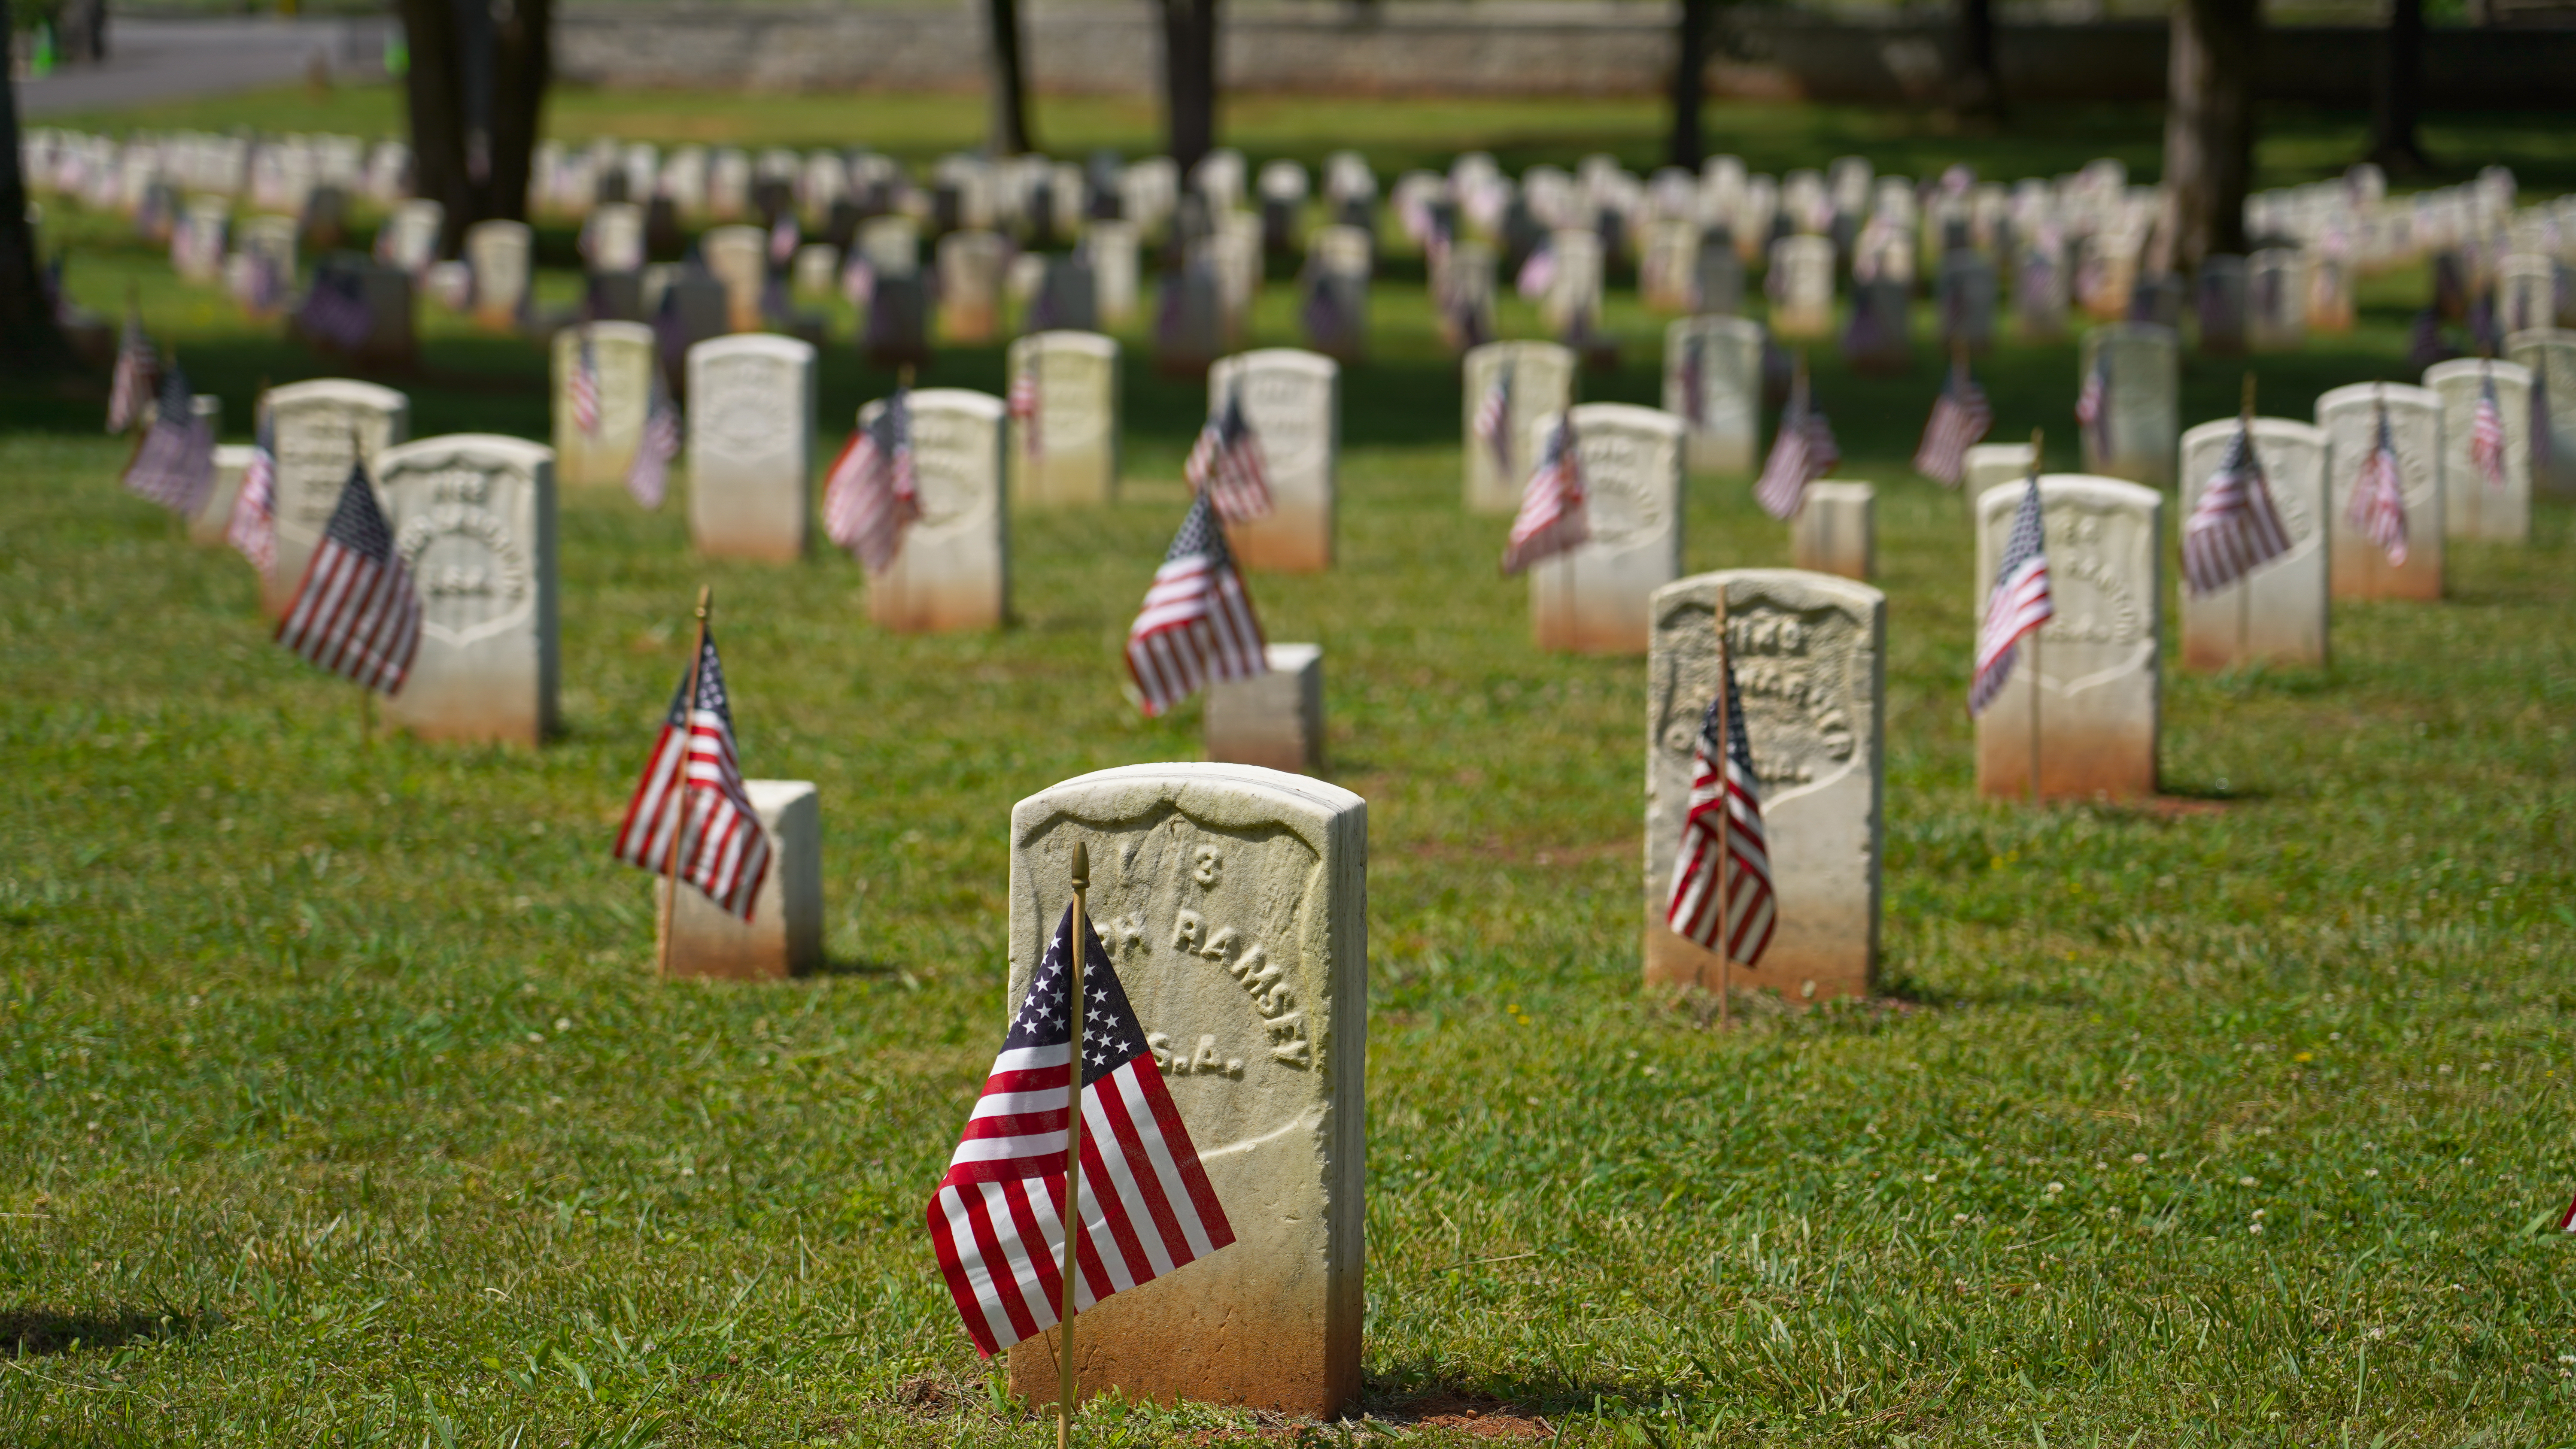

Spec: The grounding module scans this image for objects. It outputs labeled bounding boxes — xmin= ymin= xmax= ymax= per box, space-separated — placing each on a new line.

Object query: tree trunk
xmin=986 ymin=0 xmax=1034 ymax=155
xmin=1668 ymin=0 xmax=1716 ymax=171
xmin=1160 ymin=0 xmax=1217 ymax=176
xmin=2369 ymin=0 xmax=2429 ymax=173
xmin=397 ymin=0 xmax=553 ymax=257
xmin=2163 ymin=0 xmax=2257 ymax=270
xmin=1954 ymin=0 xmax=2004 ymax=121
xmin=0 ymin=0 xmax=69 ymax=367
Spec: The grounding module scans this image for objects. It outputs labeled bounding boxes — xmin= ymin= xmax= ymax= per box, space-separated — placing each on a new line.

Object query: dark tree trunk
xmin=986 ymin=0 xmax=1034 ymax=155
xmin=1160 ymin=0 xmax=1218 ymax=177
xmin=1954 ymin=0 xmax=2004 ymax=120
xmin=2370 ymin=0 xmax=2429 ymax=173
xmin=396 ymin=0 xmax=553 ymax=257
xmin=0 ymin=0 xmax=69 ymax=367
xmin=2163 ymin=0 xmax=2257 ymax=270
xmin=1668 ymin=0 xmax=1716 ymax=170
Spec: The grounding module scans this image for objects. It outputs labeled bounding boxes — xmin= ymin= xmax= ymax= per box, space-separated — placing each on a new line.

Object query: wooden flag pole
xmin=1056 ymin=840 xmax=1093 ymax=1449
xmin=656 ymin=586 xmax=713 ymax=977
xmin=2238 ymin=374 xmax=2257 ymax=663
xmin=2027 ymin=427 xmax=2044 ymax=810
xmin=1713 ymin=588 xmax=1733 ymax=1031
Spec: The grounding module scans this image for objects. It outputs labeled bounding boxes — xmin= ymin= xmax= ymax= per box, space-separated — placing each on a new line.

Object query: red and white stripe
xmin=821 ymin=406 xmax=919 ymax=574
xmin=569 ymin=334 xmax=603 ymax=436
xmin=1970 ymin=476 xmax=2054 ymax=717
xmin=1913 ymin=377 xmax=1993 ymax=488
xmin=611 ymin=703 xmax=771 ymax=920
xmin=227 ymin=426 xmax=278 ymax=571
xmin=2347 ymin=407 xmax=2409 ymax=567
xmin=1471 ymin=369 xmax=1513 ymax=477
xmin=2182 ymin=424 xmax=2294 ymax=596
xmin=1007 ymin=365 xmax=1040 ymax=458
xmin=1125 ymin=499 xmax=1267 ymax=717
xmin=2470 ymin=373 xmax=2508 ymax=487
xmin=1755 ymin=409 xmax=1838 ymax=522
xmin=274 ymin=531 xmax=421 ymax=696
xmin=1665 ymin=676 xmax=1775 ymax=967
xmin=1501 ymin=414 xmax=1588 ymax=574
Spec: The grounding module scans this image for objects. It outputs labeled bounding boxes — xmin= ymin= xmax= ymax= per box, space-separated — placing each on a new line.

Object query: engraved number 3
xmin=1192 ymin=846 xmax=1222 ymax=888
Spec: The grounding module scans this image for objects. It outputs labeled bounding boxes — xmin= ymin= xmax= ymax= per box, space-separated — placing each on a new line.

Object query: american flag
xmin=122 ymin=360 xmax=217 ymax=516
xmin=1007 ymin=358 xmax=1040 ymax=458
xmin=1300 ymin=273 xmax=1344 ymax=349
xmin=2559 ymin=1189 xmax=2576 ymax=1235
xmin=2075 ymin=349 xmax=2109 ymax=457
xmin=768 ymin=210 xmax=801 ymax=266
xmin=298 ymin=268 xmax=375 ymax=353
xmin=1184 ymin=384 xmax=1272 ymax=524
xmin=226 ymin=404 xmax=279 ymax=571
xmin=822 ymin=387 xmax=920 ymax=573
xmin=1970 ymin=467 xmax=2054 ymax=717
xmin=2470 ymin=364 xmax=2508 ymax=488
xmin=106 ymin=308 xmax=157 ymax=433
xmin=1125 ymin=493 xmax=1268 ymax=717
xmin=569 ymin=327 xmax=604 ymax=436
xmin=1678 ymin=333 xmax=1706 ymax=427
xmin=1471 ymin=360 xmax=1515 ymax=478
xmin=274 ymin=457 xmax=421 ymax=696
xmin=1501 ymin=412 xmax=1588 ymax=575
xmin=1515 ymin=243 xmax=1557 ymax=300
xmin=1754 ymin=376 xmax=1840 ymax=521
xmin=610 ymin=629 xmax=773 ymax=920
xmin=1666 ymin=655 xmax=1775 ymax=966
xmin=1912 ymin=362 xmax=1994 ymax=488
xmin=2346 ymin=394 xmax=2409 ymax=567
xmin=2182 ymin=416 xmax=2293 ymax=596
xmin=628 ymin=378 xmax=682 ymax=510
xmin=928 ymin=903 xmax=1234 ymax=1358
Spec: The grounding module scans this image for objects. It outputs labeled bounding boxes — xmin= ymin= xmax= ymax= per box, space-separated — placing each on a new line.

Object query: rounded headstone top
xmin=896 ymin=387 xmax=1008 ymax=421
xmin=379 ymin=433 xmax=555 ymax=473
xmin=555 ymin=320 xmax=656 ymax=349
xmin=2315 ymin=381 xmax=2437 ymax=417
xmin=690 ymin=333 xmax=816 ymax=364
xmin=268 ymin=377 xmax=407 ymax=410
xmin=1977 ymin=472 xmax=2162 ymax=516
xmin=2179 ymin=416 xmax=2326 ymax=455
xmin=1564 ymin=400 xmax=1687 ymax=440
xmin=1655 ymin=566 xmax=1885 ymax=616
xmin=1214 ymin=348 xmax=1340 ymax=380
xmin=1014 ymin=330 xmax=1119 ymax=359
xmin=1012 ymin=763 xmax=1364 ymax=841
xmin=2423 ymin=357 xmax=2532 ymax=391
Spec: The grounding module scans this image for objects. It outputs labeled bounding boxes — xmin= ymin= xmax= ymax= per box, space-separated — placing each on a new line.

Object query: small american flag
xmin=1125 ymin=493 xmax=1268 ymax=717
xmin=274 ymin=457 xmax=421 ymax=696
xmin=822 ymin=387 xmax=920 ymax=573
xmin=1184 ymin=385 xmax=1272 ymax=524
xmin=1515 ymin=244 xmax=1557 ymax=300
xmin=2558 ymin=1190 xmax=2576 ymax=1234
xmin=2182 ymin=416 xmax=2293 ymax=596
xmin=1754 ymin=374 xmax=1839 ymax=521
xmin=1472 ymin=360 xmax=1515 ymax=478
xmin=1678 ymin=333 xmax=1707 ymax=427
xmin=628 ymin=378 xmax=682 ymax=510
xmin=569 ymin=327 xmax=604 ymax=436
xmin=2470 ymin=364 xmax=2508 ymax=488
xmin=1007 ymin=358 xmax=1041 ymax=458
xmin=226 ymin=405 xmax=279 ymax=571
xmin=2346 ymin=393 xmax=2408 ymax=567
xmin=2075 ymin=349 xmax=2109 ymax=457
xmin=123 ymin=361 xmax=217 ymax=516
xmin=768 ymin=210 xmax=801 ymax=266
xmin=928 ymin=903 xmax=1234 ymax=1358
xmin=106 ymin=309 xmax=157 ymax=433
xmin=611 ymin=629 xmax=773 ymax=920
xmin=1913 ymin=361 xmax=1994 ymax=488
xmin=298 ymin=268 xmax=375 ymax=353
xmin=1299 ymin=273 xmax=1344 ymax=349
xmin=1501 ymin=412 xmax=1588 ymax=575
xmin=1970 ymin=466 xmax=2054 ymax=717
xmin=1665 ymin=654 xmax=1775 ymax=967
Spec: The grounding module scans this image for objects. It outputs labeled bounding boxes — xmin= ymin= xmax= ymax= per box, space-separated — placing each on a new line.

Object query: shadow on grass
xmin=1359 ymin=1369 xmax=1690 ymax=1425
xmin=0 ymin=1307 xmax=212 ymax=1357
xmin=805 ymin=954 xmax=902 ymax=979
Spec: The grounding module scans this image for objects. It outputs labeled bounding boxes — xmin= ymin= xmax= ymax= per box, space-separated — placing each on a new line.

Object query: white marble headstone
xmin=377 ymin=435 xmax=559 ymax=747
xmin=1208 ymin=350 xmax=1339 ymax=573
xmin=1460 ymin=340 xmax=1575 ymax=515
xmin=701 ymin=224 xmax=768 ymax=331
xmin=2079 ymin=323 xmax=2180 ymax=488
xmin=1526 ymin=403 xmax=1685 ymax=655
xmin=687 ymin=335 xmax=816 ymax=561
xmin=1768 ymin=234 xmax=1836 ymax=340
xmin=2424 ymin=358 xmax=2533 ymax=542
xmin=1662 ymin=315 xmax=1766 ymax=476
xmin=2315 ymin=382 xmax=2444 ymax=601
xmin=2177 ymin=418 xmax=2329 ymax=670
xmin=2505 ymin=327 xmax=2576 ymax=497
xmin=1007 ymin=330 xmax=1121 ymax=507
xmin=552 ymin=322 xmax=657 ymax=488
xmin=864 ymin=388 xmax=1008 ymax=631
xmin=939 ymin=229 xmax=1011 ymax=343
xmin=464 ymin=219 xmax=533 ymax=330
xmin=261 ymin=380 xmax=410 ymax=618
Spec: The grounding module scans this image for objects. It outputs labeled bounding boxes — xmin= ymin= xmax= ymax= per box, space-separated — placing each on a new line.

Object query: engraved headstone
xmin=1935 ymin=252 xmax=1998 ymax=353
xmin=1693 ymin=228 xmax=1743 ymax=316
xmin=1973 ymin=475 xmax=2163 ymax=801
xmin=1790 ymin=481 xmax=1874 ymax=581
xmin=1538 ymin=227 xmax=1603 ymax=339
xmin=1644 ymin=569 xmax=1884 ymax=1002
xmin=2176 ymin=418 xmax=2329 ymax=670
xmin=1461 ymin=340 xmax=1575 ymax=514
xmin=858 ymin=214 xmax=921 ymax=278
xmin=1639 ymin=218 xmax=1700 ymax=312
xmin=938 ymin=229 xmax=1010 ymax=343
xmin=1157 ymin=261 xmax=1226 ymax=376
xmin=687 ymin=335 xmax=816 ymax=562
xmin=381 ymin=199 xmax=443 ymax=275
xmin=2425 ymin=358 xmax=2533 ymax=542
xmin=174 ymin=194 xmax=230 ymax=282
xmin=1662 ymin=316 xmax=1765 ymax=476
xmin=2079 ymin=323 xmax=2180 ymax=487
xmin=1767 ymin=234 xmax=1835 ymax=340
xmin=1007 ymin=330 xmax=1120 ymax=507
xmin=2505 ymin=327 xmax=2576 ymax=497
xmin=376 ymin=434 xmax=559 ymax=747
xmin=1961 ymin=441 xmax=2034 ymax=518
xmin=2306 ymin=252 xmax=2356 ymax=334
xmin=791 ymin=243 xmax=839 ymax=300
xmin=195 ymin=442 xmax=255 ymax=549
xmin=261 ymin=380 xmax=410 ymax=617
xmin=1204 ymin=644 xmax=1324 ymax=774
xmin=2498 ymin=254 xmax=2557 ymax=336
xmin=584 ymin=201 xmax=645 ymax=274
xmin=552 ymin=322 xmax=657 ymax=488
xmin=863 ymin=388 xmax=1008 ymax=631
xmin=1087 ymin=219 xmax=1142 ymax=325
xmin=464 ymin=219 xmax=533 ymax=330
xmin=1207 ymin=350 xmax=1339 ymax=573
xmin=659 ymin=781 xmax=825 ymax=979
xmin=2016 ymin=234 xmax=2069 ymax=341
xmin=701 ymin=224 xmax=767 ymax=332
xmin=1526 ymin=404 xmax=1685 ymax=654
xmin=2315 ymin=382 xmax=2444 ymax=600
xmin=2248 ymin=248 xmax=2307 ymax=353
xmin=1002 ymin=764 xmax=1366 ymax=1418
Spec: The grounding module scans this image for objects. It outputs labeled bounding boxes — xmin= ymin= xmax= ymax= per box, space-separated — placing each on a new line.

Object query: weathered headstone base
xmin=1530 ymin=554 xmax=1650 ymax=654
xmin=1204 ymin=644 xmax=1324 ymax=774
xmin=1972 ymin=687 xmax=2158 ymax=802
xmin=1790 ymin=482 xmax=1874 ymax=580
xmin=1224 ymin=504 xmax=1332 ymax=574
xmin=656 ymin=780 xmax=824 ymax=979
xmin=192 ymin=445 xmax=252 ymax=548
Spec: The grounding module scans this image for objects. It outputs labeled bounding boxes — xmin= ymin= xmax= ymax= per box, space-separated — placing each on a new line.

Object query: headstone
xmin=1692 ymin=229 xmax=1743 ymax=316
xmin=1030 ymin=255 xmax=1099 ymax=333
xmin=1207 ymin=350 xmax=1339 ymax=573
xmin=584 ymin=201 xmax=645 ymax=274
xmin=1639 ymin=218 xmax=1700 ymax=312
xmin=1790 ymin=482 xmax=1874 ymax=580
xmin=1007 ymin=330 xmax=1121 ymax=507
xmin=687 ymin=336 xmax=816 ymax=561
xmin=194 ymin=441 xmax=255 ymax=549
xmin=464 ymin=219 xmax=533 ymax=330
xmin=2016 ymin=235 xmax=2069 ymax=340
xmin=2315 ymin=382 xmax=2444 ymax=600
xmin=863 ymin=388 xmax=1008 ymax=631
xmin=2306 ymin=251 xmax=2357 ymax=333
xmin=1662 ymin=316 xmax=1765 ymax=476
xmin=2505 ymin=327 xmax=2576 ymax=497
xmin=1972 ymin=475 xmax=2163 ymax=801
xmin=174 ymin=195 xmax=230 ymax=282
xmin=1538 ymin=227 xmax=1603 ymax=338
xmin=1935 ymin=252 xmax=1997 ymax=353
xmin=1087 ymin=219 xmax=1142 ymax=325
xmin=791 ymin=243 xmax=839 ymax=300
xmin=2425 ymin=358 xmax=2533 ymax=542
xmin=2079 ymin=324 xmax=2180 ymax=487
xmin=1526 ymin=404 xmax=1684 ymax=654
xmin=381 ymin=200 xmax=444 ymax=276
xmin=938 ymin=229 xmax=1010 ymax=343
xmin=261 ymin=380 xmax=410 ymax=617
xmin=2195 ymin=255 xmax=2248 ymax=355
xmin=1961 ymin=441 xmax=2034 ymax=518
xmin=1460 ymin=340 xmax=1575 ymax=514
xmin=1767 ymin=234 xmax=1835 ymax=341
xmin=659 ymin=780 xmax=825 ymax=979
xmin=1203 ymin=644 xmax=1324 ymax=774
xmin=1643 ymin=568 xmax=1883 ymax=1003
xmin=375 ymin=435 xmax=559 ymax=747
xmin=552 ymin=322 xmax=657 ymax=488
xmin=858 ymin=215 xmax=920 ymax=278
xmin=2248 ymin=248 xmax=2307 ymax=352
xmin=701 ymin=224 xmax=768 ymax=332
xmin=2498 ymin=254 xmax=2556 ymax=336
xmin=1000 ymin=764 xmax=1366 ymax=1418
xmin=234 ymin=213 xmax=298 ymax=281
xmin=1157 ymin=261 xmax=1227 ymax=376
xmin=2176 ymin=418 xmax=2329 ymax=670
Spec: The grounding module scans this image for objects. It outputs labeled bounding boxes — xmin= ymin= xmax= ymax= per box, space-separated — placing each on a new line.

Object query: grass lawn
xmin=7 ymin=97 xmax=2576 ymax=1446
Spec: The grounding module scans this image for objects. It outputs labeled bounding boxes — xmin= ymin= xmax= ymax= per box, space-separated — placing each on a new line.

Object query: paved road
xmin=18 ymin=15 xmax=391 ymax=120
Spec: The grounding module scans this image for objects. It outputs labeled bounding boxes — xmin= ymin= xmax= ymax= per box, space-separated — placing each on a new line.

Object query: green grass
xmin=8 ymin=127 xmax=2576 ymax=1446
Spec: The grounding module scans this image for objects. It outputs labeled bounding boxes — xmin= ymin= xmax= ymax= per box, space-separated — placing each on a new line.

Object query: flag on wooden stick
xmin=1501 ymin=412 xmax=1588 ymax=574
xmin=1970 ymin=465 xmax=2054 ymax=717
xmin=569 ymin=327 xmax=604 ymax=436
xmin=627 ymin=376 xmax=682 ymax=510
xmin=2075 ymin=349 xmax=2110 ymax=457
xmin=106 ymin=306 xmax=157 ymax=434
xmin=2470 ymin=363 xmax=2508 ymax=487
xmin=1472 ymin=361 xmax=1515 ymax=478
xmin=611 ymin=628 xmax=772 ymax=919
xmin=929 ymin=903 xmax=1234 ymax=1358
xmin=226 ymin=404 xmax=279 ymax=571
xmin=274 ymin=458 xmax=421 ymax=696
xmin=1913 ymin=356 xmax=1994 ymax=487
xmin=1665 ymin=655 xmax=1776 ymax=967
xmin=1185 ymin=384 xmax=1272 ymax=524
xmin=1754 ymin=364 xmax=1839 ymax=521
xmin=2346 ymin=391 xmax=2409 ymax=567
xmin=122 ymin=360 xmax=217 ymax=516
xmin=1007 ymin=355 xmax=1041 ymax=458
xmin=2182 ymin=415 xmax=2293 ymax=595
xmin=822 ymin=385 xmax=920 ymax=573
xmin=1125 ymin=494 xmax=1268 ymax=716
